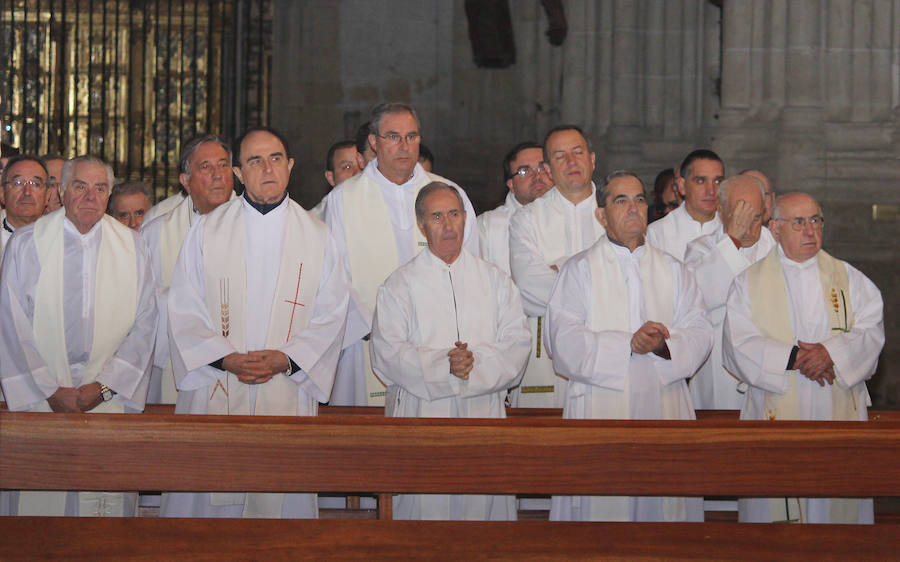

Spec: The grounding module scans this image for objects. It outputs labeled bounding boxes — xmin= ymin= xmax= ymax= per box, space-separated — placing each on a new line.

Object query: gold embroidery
xmin=220 ymin=278 xmax=230 ymax=337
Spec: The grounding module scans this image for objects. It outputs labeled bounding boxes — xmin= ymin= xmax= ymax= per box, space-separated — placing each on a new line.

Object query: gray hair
xmin=60 ymin=155 xmax=116 ymax=192
xmin=180 ymin=133 xmax=232 ymax=177
xmin=772 ymin=192 xmax=823 ymax=221
xmin=414 ymin=181 xmax=465 ymax=221
xmin=108 ymin=181 xmax=154 ymax=212
xmin=719 ymin=175 xmax=766 ymax=208
xmin=596 ymin=170 xmax=644 ymax=208
xmin=370 ymin=102 xmax=421 ymax=136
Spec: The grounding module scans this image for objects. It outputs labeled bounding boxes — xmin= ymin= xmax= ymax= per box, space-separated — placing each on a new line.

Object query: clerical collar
xmin=608 ymin=236 xmax=644 ymax=253
xmin=243 ymin=190 xmax=287 ymax=215
xmin=2 ymin=219 xmax=13 ymax=234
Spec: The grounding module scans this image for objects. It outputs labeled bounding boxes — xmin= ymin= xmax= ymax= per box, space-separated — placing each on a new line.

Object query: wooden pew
xmin=1 ymin=412 xmax=898 ymax=560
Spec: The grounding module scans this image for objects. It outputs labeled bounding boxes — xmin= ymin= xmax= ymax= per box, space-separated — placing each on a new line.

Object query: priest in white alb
xmin=545 ymin=171 xmax=713 ymax=522
xmin=683 ymin=174 xmax=775 ymax=409
xmin=508 ymin=125 xmax=605 ymax=408
xmin=723 ymin=192 xmax=884 ymax=524
xmin=324 ymin=102 xmax=478 ymax=407
xmin=0 ymin=155 xmax=157 ymax=517
xmin=140 ymin=133 xmax=235 ymax=404
xmin=161 ymin=127 xmax=350 ymax=519
xmin=646 ymin=149 xmax=725 ymax=262
xmin=371 ymin=182 xmax=530 ymax=520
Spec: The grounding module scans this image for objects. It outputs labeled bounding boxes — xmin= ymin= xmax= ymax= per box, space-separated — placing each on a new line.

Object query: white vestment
xmin=371 ymin=248 xmax=529 ymax=520
xmin=479 ymin=192 xmax=557 ymax=409
xmin=161 ymin=194 xmax=350 ymax=519
xmin=545 ymin=236 xmax=712 ymax=522
xmin=140 ymin=194 xmax=200 ymax=404
xmin=646 ymin=202 xmax=722 ymax=262
xmin=143 ymin=191 xmax=186 ymax=224
xmin=723 ymin=246 xmax=884 ymax=524
xmin=684 ymin=227 xmax=776 ymax=409
xmin=508 ymin=185 xmax=604 ymax=408
xmin=324 ymin=159 xmax=479 ymax=406
xmin=309 ymin=196 xmax=326 ymax=221
xmin=0 ymin=213 xmax=157 ymax=516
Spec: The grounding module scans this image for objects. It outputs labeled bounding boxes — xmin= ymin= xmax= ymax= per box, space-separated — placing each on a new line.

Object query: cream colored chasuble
xmin=342 ymin=175 xmax=426 ymax=404
xmin=202 ymin=197 xmax=324 ymax=517
xmin=747 ymin=248 xmax=858 ymax=523
xmin=21 ymin=210 xmax=137 ymax=516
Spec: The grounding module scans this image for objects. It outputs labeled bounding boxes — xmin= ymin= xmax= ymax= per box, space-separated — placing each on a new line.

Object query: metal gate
xmin=1 ymin=0 xmax=270 ymax=199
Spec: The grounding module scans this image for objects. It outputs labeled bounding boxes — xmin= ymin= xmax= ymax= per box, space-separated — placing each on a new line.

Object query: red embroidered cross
xmin=284 ymin=263 xmax=305 ymax=341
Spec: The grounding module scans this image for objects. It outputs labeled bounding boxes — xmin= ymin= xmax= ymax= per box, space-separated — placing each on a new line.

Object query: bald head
xmin=741 ymin=169 xmax=774 ymax=223
xmin=719 ymin=175 xmax=765 ymax=248
xmin=770 ymin=192 xmax=824 ymax=263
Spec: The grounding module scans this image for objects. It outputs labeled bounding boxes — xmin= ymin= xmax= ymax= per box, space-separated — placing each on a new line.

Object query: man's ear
xmin=595 ymin=206 xmax=607 ymax=228
xmin=416 ymin=218 xmax=427 ymax=237
xmin=232 ymin=166 xmax=244 ymax=185
xmin=179 ymin=173 xmax=192 ymax=195
xmin=676 ymin=177 xmax=686 ymax=198
xmin=324 ymin=170 xmax=336 ymax=187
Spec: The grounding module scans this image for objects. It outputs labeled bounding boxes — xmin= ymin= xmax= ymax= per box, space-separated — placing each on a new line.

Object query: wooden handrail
xmin=1 ymin=519 xmax=897 ymax=561
xmin=2 ymin=411 xmax=898 ymax=498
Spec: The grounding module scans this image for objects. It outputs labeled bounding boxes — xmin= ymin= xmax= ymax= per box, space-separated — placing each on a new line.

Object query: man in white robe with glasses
xmin=0 ymin=155 xmax=157 ymax=517
xmin=723 ymin=192 xmax=884 ymax=524
xmin=324 ymin=102 xmax=478 ymax=408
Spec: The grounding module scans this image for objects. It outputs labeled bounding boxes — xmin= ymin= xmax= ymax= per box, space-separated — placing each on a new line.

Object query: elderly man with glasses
xmin=0 ymin=155 xmax=53 ymax=253
xmin=323 ymin=102 xmax=478 ymax=409
xmin=722 ymin=191 xmax=884 ymax=525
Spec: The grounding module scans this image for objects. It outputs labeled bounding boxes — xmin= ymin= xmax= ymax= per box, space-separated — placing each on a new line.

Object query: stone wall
xmin=272 ymin=0 xmax=898 ymax=407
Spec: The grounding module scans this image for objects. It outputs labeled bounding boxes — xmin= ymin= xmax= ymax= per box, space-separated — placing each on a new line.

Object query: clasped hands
xmin=630 ymin=321 xmax=670 ymax=355
xmin=48 ymin=382 xmax=104 ymax=413
xmin=448 ymin=341 xmax=474 ymax=380
xmin=795 ymin=341 xmax=835 ymax=387
xmin=223 ymin=350 xmax=291 ymax=385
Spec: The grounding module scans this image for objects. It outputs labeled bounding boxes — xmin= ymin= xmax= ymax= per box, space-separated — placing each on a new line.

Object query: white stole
xmin=22 ymin=211 xmax=137 ymax=516
xmin=202 ymin=197 xmax=325 ymax=517
xmin=747 ymin=248 xmax=858 ymax=525
xmin=342 ymin=173 xmax=429 ymax=404
xmin=32 ymin=210 xmax=136 ymax=407
xmin=581 ymin=237 xmax=674 ymax=419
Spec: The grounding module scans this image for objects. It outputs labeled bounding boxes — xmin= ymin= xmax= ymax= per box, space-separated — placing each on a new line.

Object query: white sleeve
xmin=509 ymin=207 xmax=558 ymax=317
xmin=821 ymin=264 xmax=884 ymax=388
xmin=370 ymin=275 xmax=462 ymax=402
xmin=722 ymin=275 xmax=793 ymax=394
xmin=458 ymin=270 xmax=530 ymax=398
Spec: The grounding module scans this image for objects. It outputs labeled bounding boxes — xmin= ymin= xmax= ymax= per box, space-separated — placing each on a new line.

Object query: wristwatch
xmin=99 ymin=384 xmax=115 ymax=402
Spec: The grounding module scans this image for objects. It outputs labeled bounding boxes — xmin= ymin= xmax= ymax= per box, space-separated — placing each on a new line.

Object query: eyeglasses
xmin=376 ymin=132 xmax=421 ymax=145
xmin=3 ymin=178 xmax=47 ymax=190
xmin=510 ymin=164 xmax=548 ymax=179
xmin=775 ymin=215 xmax=825 ymax=231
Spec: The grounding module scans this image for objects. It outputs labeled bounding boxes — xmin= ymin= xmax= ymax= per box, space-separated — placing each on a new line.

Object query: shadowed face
xmin=506 ymin=147 xmax=551 ymax=205
xmin=326 ymin=146 xmax=362 ymax=187
xmin=371 ymin=111 xmax=420 ymax=185
xmin=545 ymin=129 xmax=595 ymax=196
xmin=3 ymin=159 xmax=50 ymax=228
xmin=234 ymin=131 xmax=294 ymax=205
xmin=110 ymin=191 xmax=151 ymax=230
xmin=596 ymin=175 xmax=647 ymax=248
xmin=678 ymin=158 xmax=724 ymax=222
xmin=418 ymin=187 xmax=466 ymax=265
xmin=181 ymin=141 xmax=234 ymax=214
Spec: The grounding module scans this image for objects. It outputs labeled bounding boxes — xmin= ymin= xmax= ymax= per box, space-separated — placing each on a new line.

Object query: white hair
xmin=60 ymin=155 xmax=116 ymax=192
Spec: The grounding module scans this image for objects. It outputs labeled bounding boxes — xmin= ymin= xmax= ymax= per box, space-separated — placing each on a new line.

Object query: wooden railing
xmin=1 ymin=409 xmax=898 ymax=560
